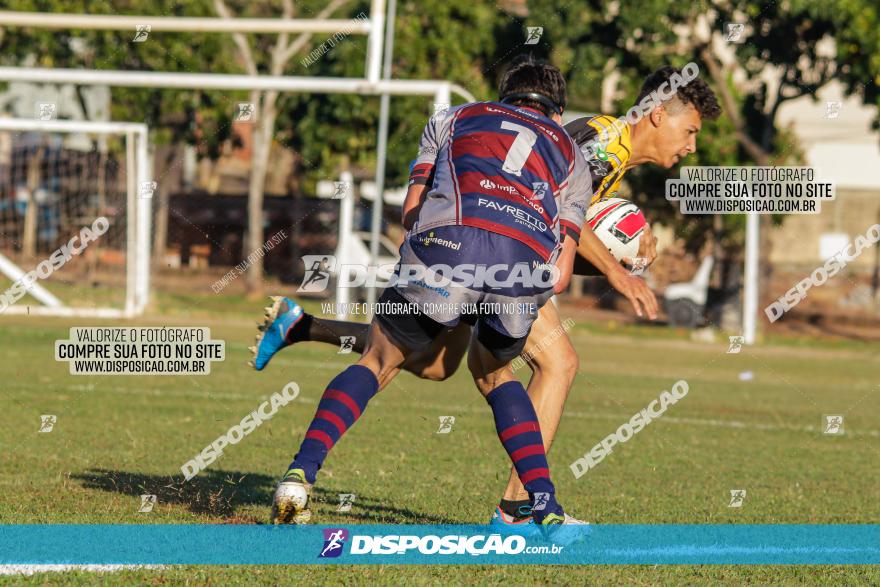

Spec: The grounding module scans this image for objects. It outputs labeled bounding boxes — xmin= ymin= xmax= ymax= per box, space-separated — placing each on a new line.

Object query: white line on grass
xmin=407 ymin=401 xmax=880 ymax=438
xmin=0 ymin=565 xmax=163 ymax=576
xmin=61 ymin=362 xmax=879 ymax=439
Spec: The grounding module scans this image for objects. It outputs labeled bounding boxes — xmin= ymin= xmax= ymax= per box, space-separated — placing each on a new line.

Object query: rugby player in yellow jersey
xmin=251 ymin=65 xmax=721 ymax=528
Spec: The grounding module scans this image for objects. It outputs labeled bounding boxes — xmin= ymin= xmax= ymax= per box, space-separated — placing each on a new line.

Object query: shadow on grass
xmin=72 ymin=469 xmax=457 ymax=524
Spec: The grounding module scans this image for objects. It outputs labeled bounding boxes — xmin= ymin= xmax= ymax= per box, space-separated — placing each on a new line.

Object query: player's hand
xmin=623 ymin=224 xmax=658 ymax=267
xmin=553 ymin=235 xmax=578 ymax=294
xmin=606 ymin=268 xmax=658 ymax=320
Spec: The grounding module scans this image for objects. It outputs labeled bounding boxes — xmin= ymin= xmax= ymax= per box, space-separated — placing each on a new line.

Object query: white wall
xmin=777 ymin=81 xmax=880 ymax=191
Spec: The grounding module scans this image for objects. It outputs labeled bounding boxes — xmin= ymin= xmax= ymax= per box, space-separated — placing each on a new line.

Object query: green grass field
xmin=2 ymin=293 xmax=879 ymax=584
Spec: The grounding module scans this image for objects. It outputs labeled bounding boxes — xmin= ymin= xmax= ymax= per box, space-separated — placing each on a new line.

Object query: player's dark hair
xmin=498 ymin=55 xmax=566 ymax=117
xmin=636 ymin=66 xmax=722 ymax=120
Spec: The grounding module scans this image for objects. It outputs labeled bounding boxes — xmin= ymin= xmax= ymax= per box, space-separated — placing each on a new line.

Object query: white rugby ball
xmin=585 ymin=197 xmax=647 ymax=261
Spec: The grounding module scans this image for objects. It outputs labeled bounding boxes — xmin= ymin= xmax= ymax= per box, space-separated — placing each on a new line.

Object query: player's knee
xmin=560 ymin=349 xmax=579 ymax=384
xmin=402 ymin=351 xmax=455 ymax=382
xmin=471 ymin=376 xmax=497 ymax=396
xmin=418 ymin=363 xmax=453 ymax=382
xmin=356 ymin=356 xmax=394 ymax=388
xmin=373 ymin=368 xmax=396 ymax=389
xmin=467 ymin=359 xmax=508 ymax=396
xmin=533 ymin=344 xmax=579 ymax=385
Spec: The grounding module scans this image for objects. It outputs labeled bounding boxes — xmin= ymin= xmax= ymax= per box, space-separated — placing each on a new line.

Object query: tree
xmin=277 ymin=0 xmax=502 ymax=187
xmin=526 ymin=0 xmax=878 ymax=235
xmin=522 ymin=0 xmax=878 ymax=328
xmin=3 ymin=0 xmax=876 ymax=300
xmin=212 ymin=0 xmax=353 ymax=297
xmin=0 ymin=0 xmax=364 ymax=296
xmin=0 ymin=0 xmax=240 ymax=272
xmin=530 ymin=4 xmax=876 ymax=225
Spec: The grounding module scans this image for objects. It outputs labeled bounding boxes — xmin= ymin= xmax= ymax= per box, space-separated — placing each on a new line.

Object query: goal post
xmin=0 ymin=3 xmax=474 ymax=320
xmin=0 ymin=118 xmax=151 ymax=318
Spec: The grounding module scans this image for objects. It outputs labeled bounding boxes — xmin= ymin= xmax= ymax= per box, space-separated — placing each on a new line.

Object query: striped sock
xmin=291 ymin=364 xmax=379 ymax=483
xmin=486 ymin=381 xmax=563 ymax=522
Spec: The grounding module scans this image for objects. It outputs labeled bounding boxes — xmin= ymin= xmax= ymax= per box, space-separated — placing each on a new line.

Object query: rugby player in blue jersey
xmin=266 ymin=57 xmax=592 ymax=530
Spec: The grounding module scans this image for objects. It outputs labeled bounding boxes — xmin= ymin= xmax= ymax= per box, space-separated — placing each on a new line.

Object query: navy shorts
xmin=374 ymin=226 xmax=555 ymax=362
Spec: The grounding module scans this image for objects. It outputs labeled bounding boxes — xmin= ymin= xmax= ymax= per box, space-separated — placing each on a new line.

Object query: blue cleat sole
xmin=249 ymin=296 xmax=304 ymax=371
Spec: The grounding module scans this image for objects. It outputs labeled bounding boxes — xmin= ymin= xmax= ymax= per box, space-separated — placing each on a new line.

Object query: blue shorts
xmin=375 ymin=226 xmax=555 ymax=361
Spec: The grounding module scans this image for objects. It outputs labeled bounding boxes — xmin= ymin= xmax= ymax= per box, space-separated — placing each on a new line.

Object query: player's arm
xmin=402 ymin=184 xmax=428 ymax=230
xmin=553 ymin=234 xmax=578 ymax=294
xmin=576 ymin=229 xmax=659 ymax=319
xmin=402 ymin=111 xmax=443 ymax=230
xmin=555 ymin=150 xmax=592 ymax=294
xmin=576 ymin=228 xmax=626 ymax=276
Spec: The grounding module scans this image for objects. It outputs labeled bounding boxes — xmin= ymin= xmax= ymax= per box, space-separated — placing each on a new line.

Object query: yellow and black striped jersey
xmin=563 ymin=115 xmax=632 ymax=205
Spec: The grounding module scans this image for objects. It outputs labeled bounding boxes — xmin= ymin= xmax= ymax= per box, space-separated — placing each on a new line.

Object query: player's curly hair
xmin=636 ymin=66 xmax=722 ymax=120
xmin=498 ymin=55 xmax=566 ymax=117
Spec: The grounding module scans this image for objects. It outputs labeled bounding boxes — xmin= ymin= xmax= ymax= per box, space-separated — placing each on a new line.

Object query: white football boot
xmin=270 ymin=468 xmax=313 ymax=524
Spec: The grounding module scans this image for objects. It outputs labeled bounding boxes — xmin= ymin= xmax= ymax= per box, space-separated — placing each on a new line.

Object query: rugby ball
xmin=585 ymin=197 xmax=646 ymax=261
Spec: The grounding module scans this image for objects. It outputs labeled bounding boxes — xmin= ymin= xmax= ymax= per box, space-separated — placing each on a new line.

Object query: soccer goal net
xmin=0 ymin=118 xmax=151 ymax=318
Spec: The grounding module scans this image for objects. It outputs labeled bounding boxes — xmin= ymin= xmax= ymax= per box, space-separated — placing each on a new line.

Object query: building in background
xmin=774 ymin=81 xmax=880 ymax=272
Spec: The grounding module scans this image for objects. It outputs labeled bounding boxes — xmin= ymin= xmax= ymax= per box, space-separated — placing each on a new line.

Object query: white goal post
xmin=0 ymin=118 xmax=151 ymax=318
xmin=0 ymin=2 xmax=473 ymax=320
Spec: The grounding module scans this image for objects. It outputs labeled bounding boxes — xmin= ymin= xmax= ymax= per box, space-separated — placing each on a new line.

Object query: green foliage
xmin=278 ymin=0 xmax=501 ymax=184
xmin=531 ymin=0 xmax=878 ymax=250
xmin=0 ymin=0 xmax=878 ymax=248
xmin=0 ymin=0 xmax=241 ymax=149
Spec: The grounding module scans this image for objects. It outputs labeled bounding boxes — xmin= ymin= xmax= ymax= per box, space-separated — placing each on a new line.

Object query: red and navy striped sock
xmin=290 ymin=364 xmax=379 ymax=483
xmin=486 ymin=381 xmax=563 ymax=522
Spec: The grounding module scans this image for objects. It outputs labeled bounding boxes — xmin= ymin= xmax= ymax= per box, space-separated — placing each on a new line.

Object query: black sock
xmin=500 ymin=498 xmax=533 ymax=520
xmin=284 ymin=313 xmax=314 ymax=344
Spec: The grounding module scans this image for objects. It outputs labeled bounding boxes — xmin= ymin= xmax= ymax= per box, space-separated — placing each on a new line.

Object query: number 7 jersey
xmin=408 ymin=102 xmax=593 ymax=262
